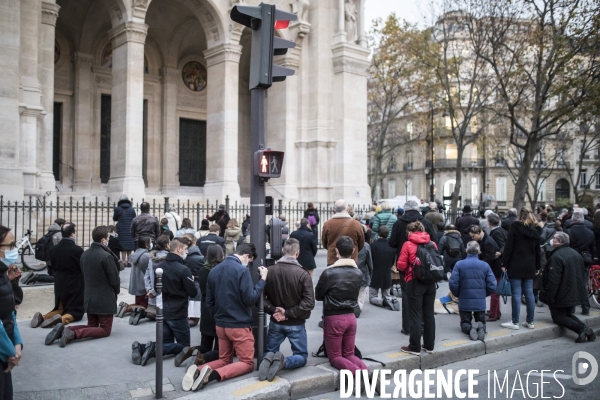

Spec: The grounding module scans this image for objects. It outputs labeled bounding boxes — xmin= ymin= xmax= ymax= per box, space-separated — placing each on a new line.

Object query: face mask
xmin=549 ymin=239 xmax=554 ymax=247
xmin=181 ymin=253 xmax=187 ymax=260
xmin=1 ymin=248 xmax=19 ymax=266
xmin=149 ymin=243 xmax=154 ymax=251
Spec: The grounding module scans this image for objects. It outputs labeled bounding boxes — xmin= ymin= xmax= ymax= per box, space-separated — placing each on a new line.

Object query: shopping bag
xmin=495 ymin=270 xmax=512 ymax=304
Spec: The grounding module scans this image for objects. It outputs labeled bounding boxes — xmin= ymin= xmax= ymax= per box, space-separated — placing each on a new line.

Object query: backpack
xmin=412 ymin=242 xmax=445 ymax=284
xmin=312 ymin=341 xmax=386 ymax=367
xmin=307 ymin=214 xmax=317 ymax=225
xmin=35 ymin=230 xmax=60 ymax=261
xmin=444 ymin=235 xmax=462 ymax=258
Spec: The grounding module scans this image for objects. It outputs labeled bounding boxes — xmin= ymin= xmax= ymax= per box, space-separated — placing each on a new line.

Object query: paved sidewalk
xmin=12 ymin=251 xmax=600 ymax=399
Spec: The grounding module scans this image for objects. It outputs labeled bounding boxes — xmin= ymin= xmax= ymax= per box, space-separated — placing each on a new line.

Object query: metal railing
xmin=0 ymin=195 xmax=374 ymax=249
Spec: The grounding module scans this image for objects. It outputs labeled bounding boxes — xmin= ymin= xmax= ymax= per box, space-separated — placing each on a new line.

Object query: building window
xmin=388 ymin=155 xmax=397 ymax=172
xmin=580 ymin=170 xmax=587 ymax=189
xmin=596 ymin=172 xmax=600 ymax=189
xmin=537 ymin=180 xmax=546 ymax=201
xmin=407 ymin=122 xmax=413 ymax=140
xmin=496 ymin=177 xmax=507 ymax=202
xmin=388 ymin=180 xmax=396 ymax=198
xmin=446 ymin=144 xmax=458 ymax=159
xmin=406 ymin=179 xmax=413 ymax=196
xmin=471 ymin=177 xmax=479 ymax=204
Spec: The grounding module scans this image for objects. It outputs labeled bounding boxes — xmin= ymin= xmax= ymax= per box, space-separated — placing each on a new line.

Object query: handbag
xmin=495 ymin=270 xmax=512 ymax=304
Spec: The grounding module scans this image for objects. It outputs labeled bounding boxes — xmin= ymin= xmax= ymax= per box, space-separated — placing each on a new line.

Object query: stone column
xmin=38 ymin=2 xmax=60 ymax=198
xmin=160 ymin=67 xmax=179 ymax=194
xmin=107 ymin=22 xmax=148 ymax=199
xmin=203 ymin=43 xmax=242 ymax=202
xmin=0 ymin=0 xmax=23 ymax=200
xmin=72 ymin=52 xmax=94 ymax=192
xmin=358 ymin=0 xmax=366 ymax=47
xmin=334 ymin=0 xmax=347 ymax=43
xmin=19 ymin=0 xmax=44 ymax=196
xmin=332 ymin=41 xmax=372 ymax=204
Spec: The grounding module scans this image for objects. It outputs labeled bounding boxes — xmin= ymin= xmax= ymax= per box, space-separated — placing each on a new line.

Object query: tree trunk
xmin=450 ymin=146 xmax=465 ymax=221
xmin=512 ymin=140 xmax=539 ymax=210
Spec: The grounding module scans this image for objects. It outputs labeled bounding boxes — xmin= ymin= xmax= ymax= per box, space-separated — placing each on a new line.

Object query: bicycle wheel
xmin=20 ymin=249 xmax=47 ymax=271
xmin=590 ymin=269 xmax=600 ymax=309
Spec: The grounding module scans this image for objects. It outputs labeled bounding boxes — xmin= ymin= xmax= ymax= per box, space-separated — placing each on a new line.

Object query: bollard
xmin=155 ymin=268 xmax=164 ymax=399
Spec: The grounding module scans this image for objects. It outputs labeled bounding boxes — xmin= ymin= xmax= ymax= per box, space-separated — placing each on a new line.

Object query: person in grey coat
xmin=49 ymin=226 xmax=121 ymax=348
xmin=116 ymin=237 xmax=152 ymax=323
xmin=356 ymin=229 xmax=373 ymax=315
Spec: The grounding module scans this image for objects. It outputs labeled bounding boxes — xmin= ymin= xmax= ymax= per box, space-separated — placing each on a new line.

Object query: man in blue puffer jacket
xmin=449 ymin=241 xmax=497 ymax=341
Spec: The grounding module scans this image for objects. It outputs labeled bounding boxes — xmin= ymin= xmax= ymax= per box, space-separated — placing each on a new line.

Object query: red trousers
xmin=489 ymin=276 xmax=501 ymax=319
xmin=202 ymin=326 xmax=255 ymax=381
xmin=68 ymin=314 xmax=113 ymax=340
xmin=135 ymin=295 xmax=149 ymax=308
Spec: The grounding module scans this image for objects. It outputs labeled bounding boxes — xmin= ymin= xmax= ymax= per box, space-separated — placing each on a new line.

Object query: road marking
xmin=232 ymin=378 xmax=278 ymax=397
xmin=488 ymin=330 xmax=511 ymax=337
xmin=386 ymin=352 xmax=412 ymax=359
xmin=528 ymin=372 xmax=572 ymax=380
xmin=441 ymin=340 xmax=468 ymax=347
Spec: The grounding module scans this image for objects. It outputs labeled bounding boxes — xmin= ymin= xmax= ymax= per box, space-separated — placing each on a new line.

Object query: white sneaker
xmin=501 ymin=322 xmax=519 ymax=330
xmin=522 ymin=321 xmax=535 ymax=329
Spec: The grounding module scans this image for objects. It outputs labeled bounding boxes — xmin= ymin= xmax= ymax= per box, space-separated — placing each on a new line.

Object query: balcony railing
xmin=425 ymin=158 xmax=485 ymax=169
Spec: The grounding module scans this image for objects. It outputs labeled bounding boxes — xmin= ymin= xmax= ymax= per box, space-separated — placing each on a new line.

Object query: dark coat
xmin=502 ymin=222 xmax=542 ymax=280
xmin=289 ymin=226 xmax=318 ymax=270
xmin=315 ymin=259 xmax=363 ymax=316
xmin=113 ymin=200 xmax=136 ymax=250
xmin=369 ymin=238 xmax=396 ymax=289
xmin=131 ymin=212 xmax=160 ymax=242
xmin=455 ymin=213 xmax=480 ymax=246
xmin=303 ymin=208 xmax=320 ymax=229
xmin=594 ymin=227 xmax=600 ymax=260
xmin=438 ymin=230 xmax=467 ymax=272
xmin=567 ymin=223 xmax=596 ymax=266
xmin=80 ymin=243 xmax=121 ymax=315
xmin=501 ymin=214 xmax=518 ymax=232
xmin=159 ymin=253 xmax=198 ymax=320
xmin=540 ymin=222 xmax=557 ymax=244
xmin=388 ymin=210 xmax=437 ymax=259
xmin=184 ymin=246 xmax=204 ymax=302
xmin=48 ymin=238 xmax=85 ymax=320
xmin=197 ymin=233 xmax=226 ymax=256
xmin=489 ymin=226 xmax=507 ymax=277
xmin=198 ymin=263 xmax=217 ymax=337
xmin=357 ymin=243 xmax=373 ymax=287
xmin=207 ymin=210 xmax=230 ymax=237
xmin=449 ymin=254 xmax=497 ymax=312
xmin=540 ymin=244 xmax=588 ymax=307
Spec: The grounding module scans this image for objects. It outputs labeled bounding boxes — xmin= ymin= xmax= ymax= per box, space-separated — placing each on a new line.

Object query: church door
xmin=100 ymin=95 xmax=111 ymax=184
xmin=179 ymin=118 xmax=206 ymax=187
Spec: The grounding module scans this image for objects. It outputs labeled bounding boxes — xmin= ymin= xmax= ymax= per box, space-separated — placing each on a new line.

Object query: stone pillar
xmin=72 ymin=52 xmax=94 ymax=192
xmin=358 ymin=0 xmax=366 ymax=47
xmin=107 ymin=22 xmax=148 ymax=199
xmin=203 ymin=44 xmax=242 ymax=202
xmin=0 ymin=0 xmax=24 ymax=200
xmin=160 ymin=67 xmax=179 ymax=194
xmin=334 ymin=0 xmax=347 ymax=43
xmin=19 ymin=0 xmax=44 ymax=196
xmin=38 ymin=2 xmax=60 ymax=198
xmin=332 ymin=41 xmax=372 ymax=204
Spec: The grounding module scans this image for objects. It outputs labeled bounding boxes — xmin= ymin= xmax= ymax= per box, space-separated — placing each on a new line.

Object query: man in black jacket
xmin=456 ymin=205 xmax=480 ymax=246
xmin=566 ymin=211 xmax=596 ymax=315
xmin=501 ymin=208 xmax=518 ymax=232
xmin=32 ymin=223 xmax=84 ymax=331
xmin=388 ymin=200 xmax=436 ymax=334
xmin=487 ymin=213 xmax=507 ymax=321
xmin=131 ymin=202 xmax=160 ymax=244
xmin=197 ymin=224 xmax=226 ymax=256
xmin=135 ymin=238 xmax=198 ymax=366
xmin=206 ymin=204 xmax=230 ymax=237
xmin=289 ymin=219 xmax=318 ymax=276
xmin=541 ymin=232 xmax=596 ymax=343
xmin=259 ymin=238 xmax=315 ymax=382
xmin=468 ymin=225 xmax=499 ymax=270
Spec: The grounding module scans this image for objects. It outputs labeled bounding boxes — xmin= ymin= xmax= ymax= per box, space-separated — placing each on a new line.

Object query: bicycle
xmin=17 ymin=229 xmax=47 ymax=271
xmin=589 ymin=264 xmax=600 ymax=309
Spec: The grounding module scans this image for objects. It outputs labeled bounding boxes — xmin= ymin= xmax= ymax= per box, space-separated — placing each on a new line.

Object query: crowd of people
xmin=1 ymin=196 xmax=599 ymax=398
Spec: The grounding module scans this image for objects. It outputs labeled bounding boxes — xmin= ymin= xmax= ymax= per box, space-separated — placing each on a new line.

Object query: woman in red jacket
xmin=397 ymin=221 xmax=437 ymax=355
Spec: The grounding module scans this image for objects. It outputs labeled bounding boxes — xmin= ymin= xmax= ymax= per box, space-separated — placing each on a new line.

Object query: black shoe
xmin=45 ymin=324 xmax=64 ymax=345
xmin=582 ymin=311 xmax=590 ymax=316
xmin=132 ymin=341 xmax=146 ymax=365
xmin=20 ymin=272 xmax=35 ymax=285
xmin=175 ymin=346 xmax=195 ymax=367
xmin=258 ymin=352 xmax=274 ymax=381
xmin=318 ymin=320 xmax=323 ymax=329
xmin=141 ymin=341 xmax=155 ymax=366
xmin=267 ymin=352 xmax=285 ymax=382
xmin=130 ymin=309 xmax=145 ymax=325
xmin=401 ymin=329 xmax=409 ymax=335
xmin=585 ymin=327 xmax=596 ymax=342
xmin=576 ymin=331 xmax=588 ymax=343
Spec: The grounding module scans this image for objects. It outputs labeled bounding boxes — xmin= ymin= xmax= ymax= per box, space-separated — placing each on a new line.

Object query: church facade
xmin=0 ymin=0 xmax=371 ymax=205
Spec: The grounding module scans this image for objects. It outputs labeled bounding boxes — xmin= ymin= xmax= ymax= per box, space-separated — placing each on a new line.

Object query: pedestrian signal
xmin=254 ymin=150 xmax=284 ymax=179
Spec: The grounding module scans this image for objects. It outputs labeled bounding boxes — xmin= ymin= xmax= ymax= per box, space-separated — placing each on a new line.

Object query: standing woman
xmin=176 ymin=218 xmax=196 ymax=238
xmin=113 ymin=195 xmax=136 ymax=262
xmin=501 ymin=208 xmax=542 ymax=330
xmin=0 ymin=226 xmax=24 ymax=398
xmin=224 ymin=219 xmax=242 ymax=255
xmin=304 ymin=203 xmax=320 ymax=239
xmin=397 ymin=221 xmax=437 ymax=355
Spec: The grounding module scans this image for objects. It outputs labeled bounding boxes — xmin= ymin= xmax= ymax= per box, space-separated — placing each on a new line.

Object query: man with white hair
xmin=566 ymin=210 xmax=595 ymax=315
xmin=501 ymin=208 xmax=518 ymax=232
xmin=479 ymin=210 xmax=494 ymax=235
xmin=540 ymin=232 xmax=596 ymax=343
xmin=564 ymin=208 xmax=594 ymax=230
xmin=449 ymin=241 xmax=496 ymax=341
xmin=321 ymin=199 xmax=365 ymax=266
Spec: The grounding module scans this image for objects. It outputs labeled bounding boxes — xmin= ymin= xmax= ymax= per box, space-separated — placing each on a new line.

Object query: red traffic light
xmin=274 ymin=20 xmax=290 ymax=29
xmin=254 ymin=150 xmax=284 ymax=179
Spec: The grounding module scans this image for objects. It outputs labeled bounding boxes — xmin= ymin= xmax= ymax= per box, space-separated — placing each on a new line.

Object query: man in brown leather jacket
xmin=258 ymin=238 xmax=315 ymax=382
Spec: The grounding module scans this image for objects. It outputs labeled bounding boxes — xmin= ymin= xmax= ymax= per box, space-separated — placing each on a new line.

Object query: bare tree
xmin=568 ymin=120 xmax=600 ymax=205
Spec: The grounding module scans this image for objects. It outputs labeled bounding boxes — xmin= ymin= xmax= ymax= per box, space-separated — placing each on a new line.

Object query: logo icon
xmin=572 ymin=351 xmax=598 ymax=385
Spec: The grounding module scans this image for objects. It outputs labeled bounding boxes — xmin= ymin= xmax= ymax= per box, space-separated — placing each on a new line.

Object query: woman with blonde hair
xmin=224 ymin=219 xmax=242 ymax=255
xmin=501 ymin=207 xmax=542 ymax=331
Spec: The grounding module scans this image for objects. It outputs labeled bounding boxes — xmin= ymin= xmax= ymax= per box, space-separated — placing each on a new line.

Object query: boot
xmin=189 ymin=318 xmax=199 ymax=327
xmin=141 ymin=341 xmax=156 ymax=366
xmin=175 ymin=346 xmax=195 ymax=367
xmin=131 ymin=309 xmax=147 ymax=326
xmin=194 ymin=351 xmax=206 ymax=366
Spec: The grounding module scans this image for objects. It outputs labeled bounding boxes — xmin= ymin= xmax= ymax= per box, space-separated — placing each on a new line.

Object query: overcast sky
xmin=364 ymin=0 xmax=424 ymax=30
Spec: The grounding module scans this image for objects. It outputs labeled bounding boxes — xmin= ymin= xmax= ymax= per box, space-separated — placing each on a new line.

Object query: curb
xmin=179 ymin=313 xmax=600 ymax=400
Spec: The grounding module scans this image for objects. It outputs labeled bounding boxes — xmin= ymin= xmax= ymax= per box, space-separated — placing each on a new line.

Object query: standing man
xmin=181 ymin=244 xmax=268 ymax=391
xmin=487 ymin=213 xmax=507 ymax=322
xmin=501 ymin=208 xmax=518 ymax=232
xmin=424 ymin=202 xmax=444 ymax=232
xmin=540 ymin=232 xmax=596 ymax=343
xmin=321 ymin=199 xmax=365 ymax=266
xmin=22 ymin=218 xmax=66 ymax=285
xmin=289 ymin=219 xmax=318 ymax=276
xmin=449 ymin=241 xmax=497 ymax=341
xmin=456 ymin=205 xmax=480 ymax=246
xmin=468 ymin=225 xmax=499 ymax=271
xmin=131 ymin=202 xmax=161 ymax=244
xmin=566 ymin=210 xmax=595 ymax=316
xmin=197 ymin=224 xmax=226 ymax=256
xmin=32 ymin=223 xmax=85 ymax=333
xmin=48 ymin=226 xmax=120 ymax=348
xmin=206 ymin=204 xmax=230 ymax=237
xmin=259 ymin=238 xmax=315 ymax=382
xmin=369 ymin=202 xmax=397 ymax=240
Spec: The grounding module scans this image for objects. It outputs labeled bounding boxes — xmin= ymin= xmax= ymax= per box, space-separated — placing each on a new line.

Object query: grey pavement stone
xmin=421 ymin=338 xmax=485 ymax=369
xmin=126 ymin=381 xmax=151 ymax=391
xmin=14 ymin=393 xmax=33 ymax=400
xmin=130 ymin=387 xmax=153 ymax=398
xmin=57 ymin=388 xmax=82 ymax=400
xmin=105 ymin=383 xmax=129 ymax=394
xmin=30 ymin=391 xmax=60 ymax=400
xmin=280 ymin=365 xmax=337 ymax=399
xmin=484 ymin=321 xmax=562 ymax=354
xmin=81 ymin=386 xmax=107 ymax=397
xmin=177 ymin=376 xmax=291 ymax=400
xmin=151 ymin=383 xmax=175 ymax=393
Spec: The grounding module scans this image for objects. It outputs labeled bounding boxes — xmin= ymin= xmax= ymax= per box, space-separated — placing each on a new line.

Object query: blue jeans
xmin=263 ymin=321 xmax=308 ymax=370
xmin=510 ymin=278 xmax=535 ymax=324
xmin=163 ymin=318 xmax=191 ymax=355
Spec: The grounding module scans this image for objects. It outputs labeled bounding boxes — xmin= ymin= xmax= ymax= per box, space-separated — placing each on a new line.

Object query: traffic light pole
xmin=250 ymin=88 xmax=267 ymax=369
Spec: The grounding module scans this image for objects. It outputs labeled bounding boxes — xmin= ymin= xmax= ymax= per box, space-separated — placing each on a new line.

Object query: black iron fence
xmin=0 ymin=195 xmax=375 ymax=249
